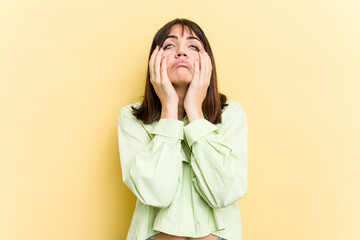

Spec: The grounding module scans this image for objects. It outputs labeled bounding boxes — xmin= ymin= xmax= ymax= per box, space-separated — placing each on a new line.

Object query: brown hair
xmin=131 ymin=18 xmax=228 ymax=124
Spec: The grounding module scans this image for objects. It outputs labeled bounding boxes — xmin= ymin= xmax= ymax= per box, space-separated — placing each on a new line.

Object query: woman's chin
xmin=169 ymin=74 xmax=192 ymax=86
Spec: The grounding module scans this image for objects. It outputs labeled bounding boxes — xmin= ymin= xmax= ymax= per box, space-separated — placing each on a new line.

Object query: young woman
xmin=118 ymin=18 xmax=248 ymax=240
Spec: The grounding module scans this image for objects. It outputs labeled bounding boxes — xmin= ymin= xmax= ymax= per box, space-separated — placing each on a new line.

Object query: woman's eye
xmin=163 ymin=44 xmax=199 ymax=51
xmin=163 ymin=44 xmax=174 ymax=49
xmin=190 ymin=45 xmax=200 ymax=51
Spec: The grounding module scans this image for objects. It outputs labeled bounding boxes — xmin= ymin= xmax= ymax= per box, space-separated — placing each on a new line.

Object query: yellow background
xmin=1 ymin=0 xmax=359 ymax=239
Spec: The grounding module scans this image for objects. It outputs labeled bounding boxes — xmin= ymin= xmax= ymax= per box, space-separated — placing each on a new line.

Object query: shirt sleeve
xmin=117 ymin=105 xmax=184 ymax=208
xmin=184 ymin=100 xmax=248 ymax=209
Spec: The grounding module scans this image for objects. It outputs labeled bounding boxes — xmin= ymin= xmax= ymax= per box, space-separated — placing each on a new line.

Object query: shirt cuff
xmin=150 ymin=118 xmax=184 ymax=140
xmin=183 ymin=118 xmax=218 ymax=147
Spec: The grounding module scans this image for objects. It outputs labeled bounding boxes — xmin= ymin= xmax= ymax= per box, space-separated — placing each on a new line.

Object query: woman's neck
xmin=174 ymin=85 xmax=188 ymax=121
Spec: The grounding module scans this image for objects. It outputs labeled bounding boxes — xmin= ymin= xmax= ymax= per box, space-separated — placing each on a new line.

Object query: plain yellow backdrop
xmin=1 ymin=0 xmax=359 ymax=239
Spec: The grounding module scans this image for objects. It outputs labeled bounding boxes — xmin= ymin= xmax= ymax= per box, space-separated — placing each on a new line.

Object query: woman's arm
xmin=184 ymin=100 xmax=248 ymax=208
xmin=117 ymin=105 xmax=183 ymax=208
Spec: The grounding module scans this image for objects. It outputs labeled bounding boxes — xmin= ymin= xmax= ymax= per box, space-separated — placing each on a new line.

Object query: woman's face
xmin=161 ymin=24 xmax=204 ymax=86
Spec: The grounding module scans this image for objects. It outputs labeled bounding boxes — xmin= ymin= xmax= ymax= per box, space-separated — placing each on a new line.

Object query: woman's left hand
xmin=184 ymin=49 xmax=212 ymax=121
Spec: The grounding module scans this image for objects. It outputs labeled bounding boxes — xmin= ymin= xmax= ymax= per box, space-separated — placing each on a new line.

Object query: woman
xmin=118 ymin=18 xmax=248 ymax=240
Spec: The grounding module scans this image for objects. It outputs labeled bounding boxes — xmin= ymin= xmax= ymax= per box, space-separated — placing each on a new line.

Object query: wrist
xmin=184 ymin=104 xmax=202 ymax=113
xmin=185 ymin=108 xmax=204 ymax=123
xmin=161 ymin=103 xmax=178 ymax=120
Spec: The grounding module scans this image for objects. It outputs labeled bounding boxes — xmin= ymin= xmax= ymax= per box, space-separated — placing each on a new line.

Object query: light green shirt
xmin=117 ymin=99 xmax=248 ymax=240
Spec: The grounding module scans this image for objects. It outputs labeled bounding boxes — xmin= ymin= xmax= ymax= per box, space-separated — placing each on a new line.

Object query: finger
xmin=208 ymin=56 xmax=212 ymax=85
xmin=154 ymin=47 xmax=164 ymax=82
xmin=192 ymin=58 xmax=199 ymax=83
xmin=149 ymin=45 xmax=159 ymax=64
xmin=199 ymin=50 xmax=205 ymax=84
xmin=161 ymin=56 xmax=168 ymax=83
xmin=150 ymin=46 xmax=160 ymax=83
xmin=200 ymin=49 xmax=206 ymax=83
xmin=149 ymin=46 xmax=159 ymax=82
xmin=201 ymin=50 xmax=209 ymax=84
xmin=204 ymin=50 xmax=211 ymax=84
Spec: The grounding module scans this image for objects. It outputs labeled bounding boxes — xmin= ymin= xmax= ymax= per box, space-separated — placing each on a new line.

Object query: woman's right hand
xmin=149 ymin=45 xmax=179 ymax=109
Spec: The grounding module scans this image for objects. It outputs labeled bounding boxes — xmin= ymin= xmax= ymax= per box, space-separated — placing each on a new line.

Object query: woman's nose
xmin=175 ymin=45 xmax=188 ymax=58
xmin=177 ymin=52 xmax=187 ymax=57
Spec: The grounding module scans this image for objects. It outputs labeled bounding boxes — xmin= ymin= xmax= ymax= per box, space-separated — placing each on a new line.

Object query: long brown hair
xmin=132 ymin=18 xmax=228 ymax=124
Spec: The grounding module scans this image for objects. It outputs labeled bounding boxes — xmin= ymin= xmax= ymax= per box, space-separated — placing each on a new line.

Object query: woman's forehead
xmin=168 ymin=24 xmax=196 ymax=37
xmin=165 ymin=25 xmax=203 ymax=46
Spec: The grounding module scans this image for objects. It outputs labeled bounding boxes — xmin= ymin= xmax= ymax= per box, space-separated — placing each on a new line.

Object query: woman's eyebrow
xmin=164 ymin=35 xmax=202 ymax=44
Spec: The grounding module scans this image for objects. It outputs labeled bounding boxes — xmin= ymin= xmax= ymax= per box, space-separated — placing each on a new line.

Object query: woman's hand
xmin=149 ymin=45 xmax=179 ymax=110
xmin=184 ymin=49 xmax=212 ymax=122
